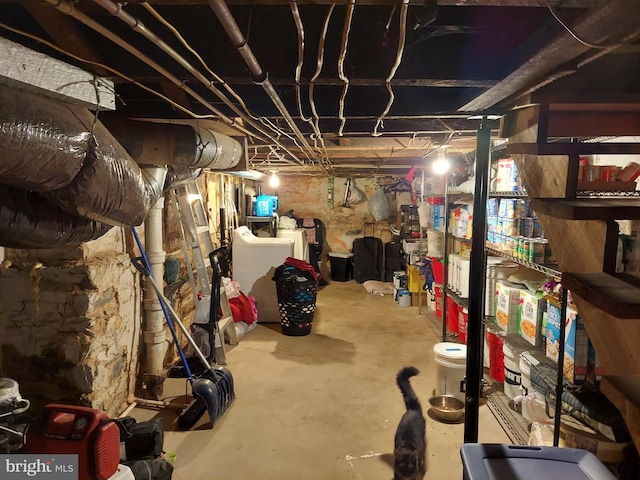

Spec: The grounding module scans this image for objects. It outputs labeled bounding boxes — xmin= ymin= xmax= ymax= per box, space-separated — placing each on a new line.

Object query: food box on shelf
xmin=545 ymin=300 xmax=588 ymax=384
xmin=586 ymin=338 xmax=605 ymax=385
xmin=518 ymin=290 xmax=546 ymax=346
xmin=495 ymin=281 xmax=521 ymax=333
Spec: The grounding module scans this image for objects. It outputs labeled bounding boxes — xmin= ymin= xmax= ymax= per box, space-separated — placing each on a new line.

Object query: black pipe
xmin=220 ymin=208 xmax=226 ymax=245
xmin=553 ymin=287 xmax=569 ymax=446
xmin=463 ymin=117 xmax=491 ymax=443
xmin=442 ymin=178 xmax=449 ymax=342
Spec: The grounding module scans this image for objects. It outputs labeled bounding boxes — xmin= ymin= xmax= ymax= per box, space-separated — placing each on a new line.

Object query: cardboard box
xmin=495 ymin=281 xmax=521 ymax=333
xmin=545 ymin=301 xmax=588 ymax=384
xmin=565 ymin=306 xmax=588 ymax=384
xmin=518 ymin=290 xmax=546 ymax=346
xmin=545 ymin=299 xmax=562 ymax=363
xmin=411 ymin=292 xmax=428 ymax=307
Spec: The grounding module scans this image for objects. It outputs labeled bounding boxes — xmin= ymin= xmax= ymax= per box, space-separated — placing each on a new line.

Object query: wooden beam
xmin=562 ymin=273 xmax=640 ymax=318
xmin=159 ymin=80 xmax=193 ymax=112
xmin=534 ymin=213 xmax=615 ymax=273
xmin=508 ymin=143 xmax=640 ymax=156
xmin=459 ymin=0 xmax=640 ymax=112
xmin=126 ymin=0 xmax=604 ymax=6
xmin=23 ymin=1 xmax=111 ymax=78
xmin=512 ymin=154 xmax=577 ymax=198
xmin=532 ymin=198 xmax=640 ymax=221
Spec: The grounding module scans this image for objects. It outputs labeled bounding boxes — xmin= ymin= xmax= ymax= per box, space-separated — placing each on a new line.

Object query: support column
xmin=464 ymin=117 xmax=490 ymax=443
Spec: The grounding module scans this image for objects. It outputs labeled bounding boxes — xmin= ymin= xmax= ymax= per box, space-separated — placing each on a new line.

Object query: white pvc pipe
xmin=142 ymin=197 xmax=167 ymax=381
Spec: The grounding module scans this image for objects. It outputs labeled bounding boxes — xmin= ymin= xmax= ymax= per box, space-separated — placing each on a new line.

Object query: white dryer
xmin=232 ymin=226 xmax=294 ymax=323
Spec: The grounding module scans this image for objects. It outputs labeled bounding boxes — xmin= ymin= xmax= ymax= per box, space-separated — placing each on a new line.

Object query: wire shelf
xmin=485 ymin=388 xmax=531 ymax=446
xmin=577 ymin=190 xmax=640 ymax=197
xmin=488 ymin=191 xmax=528 ymax=197
xmin=485 ymin=245 xmax=562 ymax=278
xmin=444 ymin=286 xmax=469 ymax=309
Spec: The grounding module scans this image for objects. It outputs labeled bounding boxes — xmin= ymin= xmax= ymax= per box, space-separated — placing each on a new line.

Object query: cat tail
xmin=396 ymin=366 xmax=422 ymax=413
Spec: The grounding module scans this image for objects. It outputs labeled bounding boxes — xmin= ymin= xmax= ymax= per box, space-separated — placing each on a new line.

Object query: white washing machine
xmin=232 ymin=226 xmax=294 ymax=323
xmin=276 ymin=228 xmax=309 ymax=262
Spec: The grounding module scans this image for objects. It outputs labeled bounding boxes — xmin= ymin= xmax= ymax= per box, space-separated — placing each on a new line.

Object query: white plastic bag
xmin=417 ymin=201 xmax=431 ymax=228
xmin=368 ymin=188 xmax=392 ymax=221
xmin=347 ymin=179 xmax=367 ymax=206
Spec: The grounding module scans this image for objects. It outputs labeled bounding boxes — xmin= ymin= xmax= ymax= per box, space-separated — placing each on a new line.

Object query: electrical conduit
xmin=206 ymin=0 xmax=320 ymax=166
xmin=337 ymin=0 xmax=356 ymax=137
xmin=373 ymin=0 xmax=409 ymax=137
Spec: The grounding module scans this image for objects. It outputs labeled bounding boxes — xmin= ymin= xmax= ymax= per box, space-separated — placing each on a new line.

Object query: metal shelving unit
xmin=488 ymin=190 xmax=528 ymax=198
xmin=444 ymin=286 xmax=469 ymax=309
xmin=485 ymin=245 xmax=562 ymax=278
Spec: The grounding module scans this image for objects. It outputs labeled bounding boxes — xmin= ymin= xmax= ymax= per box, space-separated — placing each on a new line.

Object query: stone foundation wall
xmin=0 ymin=228 xmax=142 ymax=417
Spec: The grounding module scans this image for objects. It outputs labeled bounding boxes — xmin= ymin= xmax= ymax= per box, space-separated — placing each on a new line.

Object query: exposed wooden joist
xmin=127 ymin=0 xmax=604 ymax=6
xmin=217 ymin=77 xmax=498 ymax=88
xmin=22 ymin=1 xmax=111 ymax=78
xmin=459 ymin=0 xmax=640 ymax=112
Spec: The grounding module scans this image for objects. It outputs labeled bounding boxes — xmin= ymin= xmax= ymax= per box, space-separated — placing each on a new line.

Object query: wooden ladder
xmin=172 ymin=181 xmax=238 ymax=365
xmin=501 ymin=102 xmax=640 ymax=451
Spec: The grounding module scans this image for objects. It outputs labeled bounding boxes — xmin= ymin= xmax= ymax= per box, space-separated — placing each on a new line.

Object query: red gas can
xmin=26 ymin=404 xmax=120 ymax=480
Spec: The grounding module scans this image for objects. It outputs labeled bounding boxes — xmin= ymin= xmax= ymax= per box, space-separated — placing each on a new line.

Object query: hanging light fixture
xmin=269 ymin=171 xmax=280 ymax=189
xmin=432 ymin=147 xmax=450 ymax=175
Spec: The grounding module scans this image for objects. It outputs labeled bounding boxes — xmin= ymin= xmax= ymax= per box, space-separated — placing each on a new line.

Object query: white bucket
xmin=503 ymin=342 xmax=522 ymax=399
xmin=519 ymin=351 xmax=539 ymax=397
xmin=398 ymin=288 xmax=412 ymax=307
xmin=433 ymin=342 xmax=467 ymax=402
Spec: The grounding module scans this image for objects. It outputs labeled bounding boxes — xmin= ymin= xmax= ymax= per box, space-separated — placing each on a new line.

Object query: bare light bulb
xmin=433 ymin=148 xmax=450 ymax=175
xmin=269 ymin=172 xmax=280 ymax=188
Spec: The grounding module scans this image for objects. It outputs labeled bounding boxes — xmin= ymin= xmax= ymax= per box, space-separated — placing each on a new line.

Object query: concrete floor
xmin=131 ymin=280 xmax=509 ymax=480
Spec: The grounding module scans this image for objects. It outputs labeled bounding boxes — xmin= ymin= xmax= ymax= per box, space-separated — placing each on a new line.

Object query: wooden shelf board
xmin=507 ymin=142 xmax=640 ymax=156
xmin=531 ymin=198 xmax=640 ymax=221
xmin=562 ymin=273 xmax=640 ymax=319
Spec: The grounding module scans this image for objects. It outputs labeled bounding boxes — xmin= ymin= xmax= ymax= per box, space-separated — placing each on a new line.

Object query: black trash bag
xmin=124 ymin=458 xmax=173 ymax=480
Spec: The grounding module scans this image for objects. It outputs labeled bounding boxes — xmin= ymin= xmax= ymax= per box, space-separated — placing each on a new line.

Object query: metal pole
xmin=442 ymin=174 xmax=450 ymax=343
xmin=553 ymin=287 xmax=569 ymax=446
xmin=463 ymin=117 xmax=491 ymax=443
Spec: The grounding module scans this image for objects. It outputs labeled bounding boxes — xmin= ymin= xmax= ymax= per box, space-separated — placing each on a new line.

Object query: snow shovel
xmin=131 ymin=229 xmax=235 ymax=429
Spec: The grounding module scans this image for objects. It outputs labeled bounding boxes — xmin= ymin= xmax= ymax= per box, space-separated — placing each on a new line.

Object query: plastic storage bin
xmin=328 ymin=252 xmax=353 ymax=281
xmin=460 ymin=444 xmax=616 ymax=480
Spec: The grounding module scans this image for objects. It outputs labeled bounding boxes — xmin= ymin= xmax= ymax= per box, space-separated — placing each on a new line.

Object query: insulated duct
xmin=0 ymin=184 xmax=112 ymax=249
xmin=0 ymin=84 xmax=165 ymax=247
xmin=101 ymin=119 xmax=242 ymax=170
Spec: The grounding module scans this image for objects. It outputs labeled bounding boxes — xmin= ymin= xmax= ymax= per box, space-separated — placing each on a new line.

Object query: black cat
xmin=393 ymin=366 xmax=426 ymax=480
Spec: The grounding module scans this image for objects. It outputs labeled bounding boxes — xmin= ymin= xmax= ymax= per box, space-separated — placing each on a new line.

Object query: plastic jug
xmin=255 ymin=195 xmax=278 ymax=216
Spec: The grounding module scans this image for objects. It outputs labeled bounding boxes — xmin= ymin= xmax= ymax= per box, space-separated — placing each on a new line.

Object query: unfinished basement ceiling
xmin=2 ymin=0 xmax=640 ymax=177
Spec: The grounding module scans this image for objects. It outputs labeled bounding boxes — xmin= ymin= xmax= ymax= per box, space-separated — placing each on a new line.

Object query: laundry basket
xmin=272 ymin=260 xmax=319 ymax=336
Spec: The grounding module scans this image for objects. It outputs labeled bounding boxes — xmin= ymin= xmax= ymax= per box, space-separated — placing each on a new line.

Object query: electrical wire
xmin=309 ymin=5 xmax=335 ymax=160
xmin=91 ymin=0 xmax=312 ymax=166
xmin=373 ymin=0 xmax=409 ymax=137
xmin=547 ymin=2 xmax=625 ymax=50
xmin=289 ymin=0 xmax=331 ymax=167
xmin=337 ymin=0 xmax=356 ymax=137
xmin=142 ymin=2 xmax=261 ymax=123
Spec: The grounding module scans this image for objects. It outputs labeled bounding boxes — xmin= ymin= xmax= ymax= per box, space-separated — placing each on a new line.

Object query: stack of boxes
xmin=491 ymin=282 xmax=593 ymax=385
